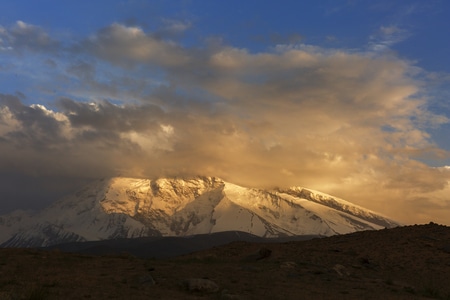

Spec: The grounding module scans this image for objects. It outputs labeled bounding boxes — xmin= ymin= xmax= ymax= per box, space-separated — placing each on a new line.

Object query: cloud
xmin=156 ymin=18 xmax=192 ymax=38
xmin=82 ymin=23 xmax=189 ymax=67
xmin=57 ymin=97 xmax=165 ymax=133
xmin=0 ymin=94 xmax=70 ymax=149
xmin=0 ymin=97 xmax=183 ymax=211
xmin=0 ymin=21 xmax=59 ymax=53
xmin=368 ymin=25 xmax=410 ymax=52
xmin=0 ymin=22 xmax=449 ymax=225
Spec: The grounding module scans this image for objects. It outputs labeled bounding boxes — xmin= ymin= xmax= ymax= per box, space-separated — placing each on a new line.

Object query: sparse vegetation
xmin=0 ymin=223 xmax=449 ymax=299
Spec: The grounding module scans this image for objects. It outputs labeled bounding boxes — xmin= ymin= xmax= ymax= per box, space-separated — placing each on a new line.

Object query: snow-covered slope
xmin=0 ymin=176 xmax=399 ymax=247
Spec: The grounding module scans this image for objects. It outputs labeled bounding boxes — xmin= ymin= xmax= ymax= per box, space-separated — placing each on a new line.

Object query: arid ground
xmin=1 ymin=223 xmax=450 ymax=299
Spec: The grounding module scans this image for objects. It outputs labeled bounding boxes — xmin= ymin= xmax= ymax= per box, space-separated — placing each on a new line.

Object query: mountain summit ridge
xmin=0 ymin=176 xmax=399 ymax=247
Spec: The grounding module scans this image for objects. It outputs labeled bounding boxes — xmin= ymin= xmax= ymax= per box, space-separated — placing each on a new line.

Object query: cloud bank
xmin=0 ymin=22 xmax=449 ymax=224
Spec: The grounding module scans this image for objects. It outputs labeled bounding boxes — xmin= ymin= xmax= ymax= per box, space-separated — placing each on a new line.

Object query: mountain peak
xmin=0 ymin=176 xmax=400 ymax=247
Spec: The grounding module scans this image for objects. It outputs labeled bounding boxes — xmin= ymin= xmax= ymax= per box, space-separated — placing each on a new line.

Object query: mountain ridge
xmin=0 ymin=176 xmax=399 ymax=247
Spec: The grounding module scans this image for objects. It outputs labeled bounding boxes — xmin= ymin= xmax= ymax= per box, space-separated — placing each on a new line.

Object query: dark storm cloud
xmin=57 ymin=98 xmax=165 ymax=132
xmin=0 ymin=94 xmax=67 ymax=149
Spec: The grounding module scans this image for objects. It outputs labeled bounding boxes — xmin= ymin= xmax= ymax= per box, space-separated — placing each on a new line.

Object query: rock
xmin=181 ymin=278 xmax=219 ymax=293
xmin=138 ymin=274 xmax=155 ymax=285
xmin=280 ymin=261 xmax=298 ymax=269
xmin=243 ymin=247 xmax=272 ymax=262
xmin=333 ymin=264 xmax=350 ymax=277
xmin=257 ymin=247 xmax=272 ymax=260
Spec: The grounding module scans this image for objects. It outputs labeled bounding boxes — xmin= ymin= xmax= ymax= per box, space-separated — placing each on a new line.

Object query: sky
xmin=0 ymin=0 xmax=449 ymax=226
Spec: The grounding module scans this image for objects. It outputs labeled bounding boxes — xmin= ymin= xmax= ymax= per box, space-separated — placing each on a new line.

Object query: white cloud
xmin=369 ymin=25 xmax=410 ymax=52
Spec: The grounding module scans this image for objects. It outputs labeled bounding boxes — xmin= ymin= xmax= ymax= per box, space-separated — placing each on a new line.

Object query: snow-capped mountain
xmin=0 ymin=176 xmax=399 ymax=247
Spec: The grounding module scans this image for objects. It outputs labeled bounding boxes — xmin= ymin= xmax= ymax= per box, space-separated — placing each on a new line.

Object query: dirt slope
xmin=0 ymin=223 xmax=449 ymax=299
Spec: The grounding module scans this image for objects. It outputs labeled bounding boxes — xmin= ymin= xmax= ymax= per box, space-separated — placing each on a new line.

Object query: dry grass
xmin=1 ymin=223 xmax=450 ymax=299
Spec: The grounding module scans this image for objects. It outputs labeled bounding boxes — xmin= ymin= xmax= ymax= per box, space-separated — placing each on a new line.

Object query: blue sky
xmin=0 ymin=0 xmax=449 ymax=225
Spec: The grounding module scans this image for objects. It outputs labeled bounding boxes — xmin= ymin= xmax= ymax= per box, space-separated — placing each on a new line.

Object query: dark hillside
xmin=0 ymin=223 xmax=449 ymax=299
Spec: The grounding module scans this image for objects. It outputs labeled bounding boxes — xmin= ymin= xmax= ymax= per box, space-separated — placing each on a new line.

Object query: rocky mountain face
xmin=0 ymin=176 xmax=399 ymax=247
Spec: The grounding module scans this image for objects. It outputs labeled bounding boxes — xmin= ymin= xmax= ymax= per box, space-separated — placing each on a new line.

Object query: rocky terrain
xmin=1 ymin=223 xmax=449 ymax=299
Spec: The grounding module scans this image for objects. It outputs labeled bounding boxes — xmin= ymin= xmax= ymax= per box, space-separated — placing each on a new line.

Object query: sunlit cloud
xmin=83 ymin=23 xmax=189 ymax=67
xmin=0 ymin=21 xmax=449 ymax=225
